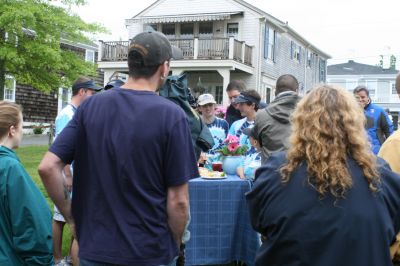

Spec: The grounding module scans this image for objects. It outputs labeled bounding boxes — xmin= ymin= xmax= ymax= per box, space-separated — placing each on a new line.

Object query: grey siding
xmin=261 ymin=23 xmax=328 ymax=93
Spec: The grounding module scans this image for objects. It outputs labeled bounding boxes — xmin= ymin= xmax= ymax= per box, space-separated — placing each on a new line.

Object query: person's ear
xmin=160 ymin=61 xmax=170 ymax=79
xmin=8 ymin=125 xmax=16 ymax=137
xmin=78 ymin=88 xmax=86 ymax=96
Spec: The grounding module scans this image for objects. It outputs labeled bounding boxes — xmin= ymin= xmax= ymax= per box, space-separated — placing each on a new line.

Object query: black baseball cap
xmin=129 ymin=31 xmax=183 ymax=67
xmin=104 ymin=79 xmax=125 ymax=90
xmin=233 ymin=93 xmax=260 ymax=105
xmin=72 ymin=79 xmax=102 ymax=93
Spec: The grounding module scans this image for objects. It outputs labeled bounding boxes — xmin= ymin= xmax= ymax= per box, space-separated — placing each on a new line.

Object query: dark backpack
xmin=159 ymin=73 xmax=214 ymax=160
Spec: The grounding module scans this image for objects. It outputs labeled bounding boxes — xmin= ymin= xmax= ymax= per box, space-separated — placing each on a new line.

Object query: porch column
xmin=98 ymin=40 xmax=103 ymax=62
xmin=217 ymin=69 xmax=231 ymax=106
xmin=194 ymin=38 xmax=199 ymax=59
xmin=228 ymin=37 xmax=234 ymax=60
xmin=241 ymin=42 xmax=246 ymax=63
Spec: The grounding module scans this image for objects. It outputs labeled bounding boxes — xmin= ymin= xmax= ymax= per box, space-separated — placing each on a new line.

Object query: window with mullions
xmin=147 ymin=24 xmax=158 ymax=31
xmin=199 ymin=22 xmax=213 ymax=38
xmin=291 ymin=41 xmax=301 ymax=62
xmin=307 ymin=51 xmax=313 ymax=67
xmin=162 ymin=24 xmax=175 ymax=38
xmin=4 ymin=76 xmax=16 ymax=102
xmin=215 ymin=85 xmax=223 ymax=104
xmin=180 ymin=23 xmax=194 ymax=37
xmin=264 ymin=25 xmax=276 ymax=61
xmin=227 ymin=23 xmax=238 ymax=38
xmin=392 ymin=83 xmax=397 ymax=94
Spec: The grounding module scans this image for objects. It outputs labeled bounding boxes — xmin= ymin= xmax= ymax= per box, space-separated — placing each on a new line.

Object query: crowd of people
xmin=1 ymin=30 xmax=400 ymax=266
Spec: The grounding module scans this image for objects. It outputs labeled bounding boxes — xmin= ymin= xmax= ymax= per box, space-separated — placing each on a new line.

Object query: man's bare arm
xmin=63 ymin=164 xmax=73 ymax=192
xmin=38 ymin=152 xmax=74 ymax=228
xmin=167 ymin=183 xmax=189 ymax=247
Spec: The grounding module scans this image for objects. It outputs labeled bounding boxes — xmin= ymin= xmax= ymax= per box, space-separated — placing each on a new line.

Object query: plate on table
xmin=201 ymin=176 xmax=227 ymax=180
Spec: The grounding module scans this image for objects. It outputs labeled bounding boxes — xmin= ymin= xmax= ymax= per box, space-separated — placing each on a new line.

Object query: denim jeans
xmin=80 ymin=256 xmax=177 ymax=266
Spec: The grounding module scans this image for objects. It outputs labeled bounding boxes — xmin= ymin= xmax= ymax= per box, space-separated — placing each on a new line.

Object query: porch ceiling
xmin=98 ymin=59 xmax=254 ymax=75
xmin=126 ymin=12 xmax=243 ymax=24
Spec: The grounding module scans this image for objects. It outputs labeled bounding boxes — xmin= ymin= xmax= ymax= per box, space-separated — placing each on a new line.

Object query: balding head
xmin=396 ymin=73 xmax=400 ymax=97
xmin=275 ymin=74 xmax=299 ymax=96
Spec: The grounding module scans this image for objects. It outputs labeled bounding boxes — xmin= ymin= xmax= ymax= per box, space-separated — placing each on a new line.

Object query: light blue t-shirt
xmin=55 ymin=104 xmax=76 ymax=139
xmin=207 ymin=117 xmax=229 ymax=154
xmin=228 ymin=118 xmax=255 ymax=155
xmin=240 ymin=152 xmax=262 ymax=180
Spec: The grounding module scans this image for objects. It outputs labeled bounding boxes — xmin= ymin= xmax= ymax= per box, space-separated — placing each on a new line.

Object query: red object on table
xmin=212 ymin=162 xmax=223 ymax=172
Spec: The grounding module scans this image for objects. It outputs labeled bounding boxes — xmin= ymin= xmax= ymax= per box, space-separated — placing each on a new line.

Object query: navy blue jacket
xmin=246 ymin=152 xmax=400 ymax=266
xmin=364 ymin=102 xmax=393 ymax=154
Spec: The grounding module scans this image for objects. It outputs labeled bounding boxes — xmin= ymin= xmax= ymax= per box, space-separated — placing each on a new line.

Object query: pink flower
xmin=227 ymin=142 xmax=239 ymax=152
xmin=225 ymin=135 xmax=239 ymax=144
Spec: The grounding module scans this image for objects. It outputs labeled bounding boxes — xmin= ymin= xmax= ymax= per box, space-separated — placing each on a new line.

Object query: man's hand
xmin=38 ymin=152 xmax=74 ymax=228
xmin=167 ymin=183 xmax=189 ymax=248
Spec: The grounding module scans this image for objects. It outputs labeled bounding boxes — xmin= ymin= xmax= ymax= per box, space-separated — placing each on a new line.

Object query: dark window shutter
xmin=299 ymin=46 xmax=302 ymax=62
xmin=290 ymin=41 xmax=294 ymax=59
xmin=273 ymin=31 xmax=277 ymax=62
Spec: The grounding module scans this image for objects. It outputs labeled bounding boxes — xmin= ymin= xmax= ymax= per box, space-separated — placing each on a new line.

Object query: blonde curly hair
xmin=280 ymin=85 xmax=379 ymax=198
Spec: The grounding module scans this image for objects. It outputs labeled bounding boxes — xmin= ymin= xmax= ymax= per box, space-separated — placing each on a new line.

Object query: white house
xmin=97 ymin=0 xmax=330 ymax=105
xmin=327 ymin=60 xmax=399 ymax=125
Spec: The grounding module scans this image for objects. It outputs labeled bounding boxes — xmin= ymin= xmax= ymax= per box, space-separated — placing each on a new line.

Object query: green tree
xmin=0 ymin=0 xmax=105 ymax=100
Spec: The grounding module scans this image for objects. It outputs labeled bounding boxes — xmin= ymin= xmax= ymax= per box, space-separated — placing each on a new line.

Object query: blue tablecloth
xmin=186 ymin=175 xmax=260 ymax=266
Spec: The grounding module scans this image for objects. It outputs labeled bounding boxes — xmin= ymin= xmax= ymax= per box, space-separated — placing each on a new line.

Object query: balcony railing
xmin=99 ymin=37 xmax=253 ymax=66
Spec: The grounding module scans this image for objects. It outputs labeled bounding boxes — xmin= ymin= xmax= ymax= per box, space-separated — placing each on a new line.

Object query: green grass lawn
xmin=16 ymin=145 xmax=72 ymax=256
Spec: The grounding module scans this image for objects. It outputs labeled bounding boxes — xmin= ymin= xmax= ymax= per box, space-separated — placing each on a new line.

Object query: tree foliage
xmin=0 ymin=0 xmax=106 ymax=99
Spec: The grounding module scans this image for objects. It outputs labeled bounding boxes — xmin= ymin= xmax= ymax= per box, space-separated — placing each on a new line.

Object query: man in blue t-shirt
xmin=39 ymin=31 xmax=199 ymax=266
xmin=53 ymin=76 xmax=101 ymax=266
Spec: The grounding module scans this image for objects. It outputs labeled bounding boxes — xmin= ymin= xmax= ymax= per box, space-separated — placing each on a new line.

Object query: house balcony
xmin=98 ymin=37 xmax=253 ymax=67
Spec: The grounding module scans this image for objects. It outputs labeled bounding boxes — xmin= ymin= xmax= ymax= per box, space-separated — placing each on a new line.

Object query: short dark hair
xmin=275 ymin=74 xmax=299 ymax=95
xmin=72 ymin=76 xmax=91 ymax=96
xmin=128 ymin=50 xmax=161 ymax=79
xmin=226 ymin=80 xmax=246 ymax=92
xmin=353 ymin=85 xmax=369 ymax=96
xmin=241 ymin=89 xmax=261 ymax=111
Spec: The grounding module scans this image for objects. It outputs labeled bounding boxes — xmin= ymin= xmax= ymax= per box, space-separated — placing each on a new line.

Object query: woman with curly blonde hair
xmin=246 ymin=85 xmax=400 ymax=266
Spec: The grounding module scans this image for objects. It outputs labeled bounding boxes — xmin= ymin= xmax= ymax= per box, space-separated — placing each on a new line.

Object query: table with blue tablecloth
xmin=186 ymin=175 xmax=260 ymax=266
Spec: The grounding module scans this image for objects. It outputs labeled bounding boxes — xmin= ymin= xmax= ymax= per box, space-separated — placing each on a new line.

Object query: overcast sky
xmin=75 ymin=0 xmax=400 ymax=66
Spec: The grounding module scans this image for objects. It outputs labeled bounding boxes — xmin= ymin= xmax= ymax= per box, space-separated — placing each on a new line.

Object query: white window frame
xmin=267 ymin=28 xmax=276 ymax=61
xmin=391 ymin=82 xmax=397 ymax=94
xmin=365 ymin=80 xmax=377 ymax=100
xmin=227 ymin=23 xmax=239 ymax=38
xmin=215 ymin=85 xmax=223 ymax=104
xmin=4 ymin=75 xmax=16 ymax=102
xmin=307 ymin=51 xmax=313 ymax=67
xmin=85 ymin=49 xmax=95 ymax=63
xmin=291 ymin=41 xmax=301 ymax=62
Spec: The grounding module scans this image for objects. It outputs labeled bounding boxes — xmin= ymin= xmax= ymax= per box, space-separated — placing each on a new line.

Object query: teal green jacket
xmin=0 ymin=146 xmax=53 ymax=265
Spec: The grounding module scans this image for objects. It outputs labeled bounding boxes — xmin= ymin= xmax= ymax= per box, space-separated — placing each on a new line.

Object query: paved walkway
xmin=21 ymin=134 xmax=51 ymax=147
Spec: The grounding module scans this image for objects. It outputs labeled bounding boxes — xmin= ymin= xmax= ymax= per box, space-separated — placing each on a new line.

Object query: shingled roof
xmin=328 ymin=60 xmax=398 ymax=75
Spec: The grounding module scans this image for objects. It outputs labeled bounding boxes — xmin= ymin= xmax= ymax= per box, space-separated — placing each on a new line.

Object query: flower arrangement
xmin=217 ymin=135 xmax=248 ymax=156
